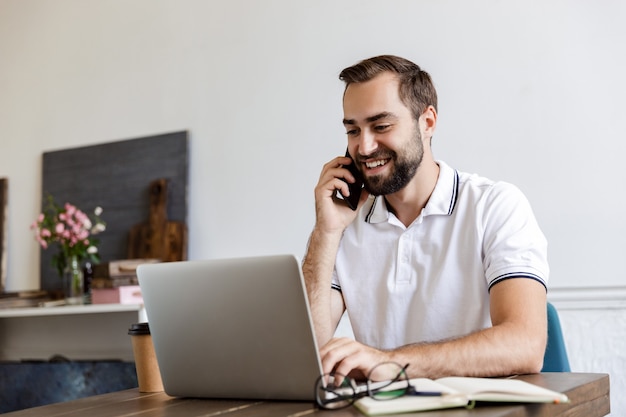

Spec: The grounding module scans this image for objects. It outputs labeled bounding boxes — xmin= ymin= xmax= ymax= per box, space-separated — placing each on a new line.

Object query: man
xmin=303 ymin=55 xmax=548 ymax=380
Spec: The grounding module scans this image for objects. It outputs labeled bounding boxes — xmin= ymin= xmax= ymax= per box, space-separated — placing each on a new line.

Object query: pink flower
xmin=65 ymin=203 xmax=76 ymax=216
xmin=32 ymin=197 xmax=106 ymax=272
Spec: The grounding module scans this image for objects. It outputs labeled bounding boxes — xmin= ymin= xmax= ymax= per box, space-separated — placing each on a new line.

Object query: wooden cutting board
xmin=127 ymin=179 xmax=187 ymax=262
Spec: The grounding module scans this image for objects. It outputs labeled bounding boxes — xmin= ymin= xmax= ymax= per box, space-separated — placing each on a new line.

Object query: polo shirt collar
xmin=364 ymin=160 xmax=459 ymax=224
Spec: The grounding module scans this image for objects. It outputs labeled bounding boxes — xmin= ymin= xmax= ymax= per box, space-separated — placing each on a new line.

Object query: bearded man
xmin=303 ymin=55 xmax=549 ymax=380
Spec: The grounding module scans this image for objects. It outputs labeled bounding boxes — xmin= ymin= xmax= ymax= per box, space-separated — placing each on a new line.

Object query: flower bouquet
xmin=31 ymin=195 xmax=106 ymax=303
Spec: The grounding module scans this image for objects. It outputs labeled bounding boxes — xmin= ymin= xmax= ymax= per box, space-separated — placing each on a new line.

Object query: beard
xmin=357 ymin=129 xmax=424 ymax=196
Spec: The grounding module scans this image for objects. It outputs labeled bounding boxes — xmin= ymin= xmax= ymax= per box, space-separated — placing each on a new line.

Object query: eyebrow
xmin=343 ymin=111 xmax=398 ymax=126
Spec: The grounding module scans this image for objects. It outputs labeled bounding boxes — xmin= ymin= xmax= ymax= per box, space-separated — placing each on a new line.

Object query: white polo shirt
xmin=332 ymin=161 xmax=548 ymax=350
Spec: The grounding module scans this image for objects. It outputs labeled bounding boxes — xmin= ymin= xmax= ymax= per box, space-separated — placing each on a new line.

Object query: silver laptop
xmin=137 ymin=254 xmax=323 ymax=401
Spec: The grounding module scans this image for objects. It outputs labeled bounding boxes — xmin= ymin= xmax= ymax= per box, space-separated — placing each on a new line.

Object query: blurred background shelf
xmin=0 ymin=302 xmax=143 ymax=318
xmin=0 ymin=303 xmax=145 ymax=362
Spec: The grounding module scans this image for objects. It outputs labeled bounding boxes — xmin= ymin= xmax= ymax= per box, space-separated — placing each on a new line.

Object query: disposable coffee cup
xmin=128 ymin=322 xmax=164 ymax=392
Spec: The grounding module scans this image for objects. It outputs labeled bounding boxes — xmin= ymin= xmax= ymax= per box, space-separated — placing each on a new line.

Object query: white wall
xmin=3 ymin=0 xmax=625 ymax=292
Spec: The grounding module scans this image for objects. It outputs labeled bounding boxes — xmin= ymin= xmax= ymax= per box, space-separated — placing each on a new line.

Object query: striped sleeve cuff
xmin=488 ymin=273 xmax=547 ymax=292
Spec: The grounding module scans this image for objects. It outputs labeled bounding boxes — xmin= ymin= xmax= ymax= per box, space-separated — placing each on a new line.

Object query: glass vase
xmin=63 ymin=254 xmax=84 ymax=305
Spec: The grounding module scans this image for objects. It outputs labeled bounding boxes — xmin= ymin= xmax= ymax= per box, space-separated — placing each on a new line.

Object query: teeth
xmin=365 ymin=159 xmax=388 ymax=169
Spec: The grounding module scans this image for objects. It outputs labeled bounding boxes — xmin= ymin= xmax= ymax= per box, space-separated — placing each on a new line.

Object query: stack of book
xmin=0 ymin=291 xmax=50 ymax=309
xmin=90 ymin=259 xmax=159 ymax=304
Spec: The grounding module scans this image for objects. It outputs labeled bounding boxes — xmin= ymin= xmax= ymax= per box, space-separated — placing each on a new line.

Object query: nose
xmin=357 ymin=129 xmax=378 ymax=157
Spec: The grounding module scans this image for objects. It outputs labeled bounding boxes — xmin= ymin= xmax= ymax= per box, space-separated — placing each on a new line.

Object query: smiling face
xmin=343 ymin=72 xmax=425 ymax=196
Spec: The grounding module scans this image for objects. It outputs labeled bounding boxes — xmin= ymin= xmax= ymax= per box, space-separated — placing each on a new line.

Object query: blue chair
xmin=541 ymin=302 xmax=571 ymax=372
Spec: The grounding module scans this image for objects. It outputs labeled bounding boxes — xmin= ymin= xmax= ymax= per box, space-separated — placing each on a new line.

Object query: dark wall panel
xmin=40 ymin=131 xmax=188 ymax=292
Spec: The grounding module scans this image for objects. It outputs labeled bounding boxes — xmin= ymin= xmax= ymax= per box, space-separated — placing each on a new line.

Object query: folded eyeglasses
xmin=314 ymin=361 xmax=441 ymax=410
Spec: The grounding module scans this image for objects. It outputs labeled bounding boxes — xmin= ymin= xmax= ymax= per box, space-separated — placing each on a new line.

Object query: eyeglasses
xmin=314 ymin=362 xmax=441 ymax=410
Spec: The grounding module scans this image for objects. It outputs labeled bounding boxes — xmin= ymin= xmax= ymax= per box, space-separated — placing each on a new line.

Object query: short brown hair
xmin=339 ymin=55 xmax=438 ymax=122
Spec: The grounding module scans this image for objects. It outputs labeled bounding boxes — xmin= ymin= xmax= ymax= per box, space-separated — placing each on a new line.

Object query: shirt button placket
xmin=397 ymin=232 xmax=412 ymax=283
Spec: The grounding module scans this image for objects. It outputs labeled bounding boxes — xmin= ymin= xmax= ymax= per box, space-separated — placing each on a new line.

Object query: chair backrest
xmin=541 ymin=302 xmax=571 ymax=372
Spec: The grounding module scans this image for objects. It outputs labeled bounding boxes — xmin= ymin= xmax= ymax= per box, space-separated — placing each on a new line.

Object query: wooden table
xmin=3 ymin=373 xmax=609 ymax=417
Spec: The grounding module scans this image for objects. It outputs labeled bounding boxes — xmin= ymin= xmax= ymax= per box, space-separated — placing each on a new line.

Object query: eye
xmin=345 ymin=129 xmax=359 ymax=137
xmin=374 ymin=124 xmax=391 ymax=132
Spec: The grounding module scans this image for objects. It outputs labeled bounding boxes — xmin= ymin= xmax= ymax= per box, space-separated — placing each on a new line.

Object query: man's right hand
xmin=303 ymin=155 xmax=369 ymax=347
xmin=314 ymin=155 xmax=369 ymax=235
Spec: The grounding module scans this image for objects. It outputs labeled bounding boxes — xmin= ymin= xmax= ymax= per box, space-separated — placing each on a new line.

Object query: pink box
xmin=91 ymin=285 xmax=143 ymax=305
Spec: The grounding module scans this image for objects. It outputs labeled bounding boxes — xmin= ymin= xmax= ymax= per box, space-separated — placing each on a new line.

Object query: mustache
xmin=355 ymin=149 xmax=396 ymax=164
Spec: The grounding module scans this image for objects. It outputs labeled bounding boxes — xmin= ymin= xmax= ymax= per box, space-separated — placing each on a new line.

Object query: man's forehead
xmin=342 ymin=73 xmax=407 ymax=123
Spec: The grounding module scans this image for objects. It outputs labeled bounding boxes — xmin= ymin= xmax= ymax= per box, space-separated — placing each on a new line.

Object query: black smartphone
xmin=339 ymin=148 xmax=364 ymax=210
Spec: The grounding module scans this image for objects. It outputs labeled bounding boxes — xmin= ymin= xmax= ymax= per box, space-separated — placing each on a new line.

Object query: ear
xmin=420 ymin=105 xmax=437 ymax=141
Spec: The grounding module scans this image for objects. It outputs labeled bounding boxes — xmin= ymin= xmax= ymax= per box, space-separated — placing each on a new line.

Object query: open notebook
xmin=355 ymin=376 xmax=570 ymax=415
